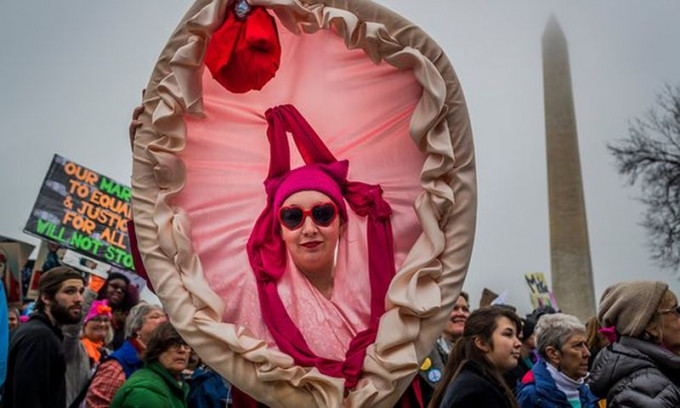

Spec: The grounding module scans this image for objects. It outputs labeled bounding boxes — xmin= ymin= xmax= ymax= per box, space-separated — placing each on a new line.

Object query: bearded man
xmin=4 ymin=266 xmax=85 ymax=408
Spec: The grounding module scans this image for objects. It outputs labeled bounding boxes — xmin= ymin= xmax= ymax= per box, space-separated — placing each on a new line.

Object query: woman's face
xmin=105 ymin=278 xmax=127 ymax=306
xmin=138 ymin=308 xmax=168 ymax=346
xmin=280 ymin=191 xmax=341 ymax=277
xmin=549 ymin=332 xmax=590 ymax=380
xmin=158 ymin=342 xmax=191 ymax=376
xmin=83 ymin=317 xmax=111 ymax=342
xmin=480 ymin=316 xmax=521 ymax=372
xmin=8 ymin=311 xmax=18 ymax=330
xmin=444 ymin=295 xmax=470 ymax=340
xmin=656 ymin=291 xmax=680 ymax=355
xmin=523 ymin=333 xmax=536 ymax=350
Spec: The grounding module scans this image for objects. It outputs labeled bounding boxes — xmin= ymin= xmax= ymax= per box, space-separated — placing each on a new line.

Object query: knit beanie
xmin=598 ymin=281 xmax=668 ymax=337
xmin=85 ymin=299 xmax=113 ymax=324
xmin=39 ymin=266 xmax=85 ymax=293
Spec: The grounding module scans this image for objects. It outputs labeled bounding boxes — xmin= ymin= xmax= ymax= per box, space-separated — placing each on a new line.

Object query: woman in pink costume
xmin=130 ymin=0 xmax=476 ymax=406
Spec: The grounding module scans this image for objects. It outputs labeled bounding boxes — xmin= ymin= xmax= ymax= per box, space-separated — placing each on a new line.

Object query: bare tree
xmin=608 ymin=84 xmax=680 ymax=270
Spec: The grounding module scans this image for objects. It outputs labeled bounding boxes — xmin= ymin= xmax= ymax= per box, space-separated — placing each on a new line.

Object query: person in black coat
xmin=430 ymin=307 xmax=522 ymax=408
xmin=4 ymin=266 xmax=86 ymax=408
xmin=419 ymin=291 xmax=471 ymax=406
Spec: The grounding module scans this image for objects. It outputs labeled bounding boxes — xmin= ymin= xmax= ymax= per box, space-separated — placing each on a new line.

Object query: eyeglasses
xmin=278 ymin=202 xmax=338 ymax=230
xmin=169 ymin=342 xmax=191 ymax=351
xmin=657 ymin=305 xmax=680 ymax=316
xmin=107 ymin=283 xmax=126 ymax=293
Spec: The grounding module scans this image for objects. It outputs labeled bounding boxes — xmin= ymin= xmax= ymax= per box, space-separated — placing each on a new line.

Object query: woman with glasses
xmin=129 ymin=0 xmax=479 ymax=402
xmin=97 ymin=272 xmax=140 ymax=350
xmin=110 ymin=321 xmax=190 ymax=408
xmin=81 ymin=299 xmax=114 ymax=367
xmin=588 ymin=281 xmax=680 ymax=407
xmin=240 ymin=104 xmax=423 ymax=404
xmin=85 ymin=303 xmax=167 ymax=407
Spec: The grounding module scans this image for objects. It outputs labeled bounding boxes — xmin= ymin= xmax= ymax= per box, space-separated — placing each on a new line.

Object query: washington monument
xmin=543 ymin=16 xmax=596 ymax=321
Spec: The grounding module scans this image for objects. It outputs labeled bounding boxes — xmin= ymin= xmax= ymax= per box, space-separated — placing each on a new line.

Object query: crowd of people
xmin=1 ymin=105 xmax=677 ymax=408
xmin=2 ymin=266 xmax=230 ymax=408
xmin=2 ymin=242 xmax=680 ymax=408
xmin=2 ymin=259 xmax=680 ymax=407
xmin=424 ymin=280 xmax=680 ymax=408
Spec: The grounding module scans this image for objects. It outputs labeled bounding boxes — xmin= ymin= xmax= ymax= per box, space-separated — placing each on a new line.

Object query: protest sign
xmin=524 ymin=272 xmax=559 ymax=310
xmin=27 ymin=240 xmax=146 ymax=300
xmin=27 ymin=241 xmax=67 ymax=300
xmin=24 ymin=154 xmax=135 ymax=271
xmin=61 ymin=249 xmax=111 ymax=279
xmin=479 ymin=287 xmax=499 ymax=308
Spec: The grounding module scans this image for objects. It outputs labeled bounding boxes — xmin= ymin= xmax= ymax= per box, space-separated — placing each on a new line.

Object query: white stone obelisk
xmin=543 ymin=16 xmax=596 ymax=322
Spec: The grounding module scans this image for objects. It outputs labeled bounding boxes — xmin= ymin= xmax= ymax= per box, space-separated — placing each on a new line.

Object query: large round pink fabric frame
xmin=131 ymin=0 xmax=476 ymax=407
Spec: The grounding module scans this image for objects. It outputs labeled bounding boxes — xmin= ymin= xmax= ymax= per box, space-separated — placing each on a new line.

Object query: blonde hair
xmin=585 ymin=316 xmax=608 ymax=352
xmin=643 ymin=289 xmax=675 ymax=344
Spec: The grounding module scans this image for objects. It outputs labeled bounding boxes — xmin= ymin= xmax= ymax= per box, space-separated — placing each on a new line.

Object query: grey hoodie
xmin=588 ymin=336 xmax=680 ymax=408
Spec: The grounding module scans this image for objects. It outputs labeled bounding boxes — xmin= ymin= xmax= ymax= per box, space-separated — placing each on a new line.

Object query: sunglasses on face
xmin=278 ymin=202 xmax=339 ymax=230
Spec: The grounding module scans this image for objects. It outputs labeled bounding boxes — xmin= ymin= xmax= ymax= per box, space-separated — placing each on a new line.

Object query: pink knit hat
xmin=272 ymin=161 xmax=348 ymax=222
xmin=85 ymin=299 xmax=113 ymax=324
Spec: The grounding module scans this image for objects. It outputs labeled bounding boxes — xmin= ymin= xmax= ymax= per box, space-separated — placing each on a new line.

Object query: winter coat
xmin=187 ymin=366 xmax=231 ymax=408
xmin=110 ymin=360 xmax=189 ymax=408
xmin=4 ymin=311 xmax=66 ymax=408
xmin=439 ymin=360 xmax=514 ymax=408
xmin=108 ymin=338 xmax=145 ymax=378
xmin=517 ymin=360 xmax=598 ymax=408
xmin=588 ymin=336 xmax=680 ymax=408
xmin=85 ymin=338 xmax=145 ymax=408
xmin=0 ymin=283 xmax=8 ymax=389
xmin=504 ymin=355 xmax=534 ymax=394
xmin=419 ymin=337 xmax=451 ymax=406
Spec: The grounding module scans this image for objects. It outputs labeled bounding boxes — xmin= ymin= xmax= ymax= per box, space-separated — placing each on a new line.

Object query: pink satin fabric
xmin=173 ymin=26 xmax=424 ymax=365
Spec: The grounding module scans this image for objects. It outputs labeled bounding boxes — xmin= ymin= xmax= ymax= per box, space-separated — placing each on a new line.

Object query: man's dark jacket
xmin=4 ymin=311 xmax=66 ymax=408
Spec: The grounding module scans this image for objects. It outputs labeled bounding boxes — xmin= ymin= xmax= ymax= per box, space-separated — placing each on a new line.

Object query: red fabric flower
xmin=204 ymin=7 xmax=281 ymax=94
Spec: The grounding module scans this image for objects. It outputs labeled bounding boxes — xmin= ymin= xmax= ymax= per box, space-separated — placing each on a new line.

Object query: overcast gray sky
xmin=2 ymin=0 xmax=679 ymax=315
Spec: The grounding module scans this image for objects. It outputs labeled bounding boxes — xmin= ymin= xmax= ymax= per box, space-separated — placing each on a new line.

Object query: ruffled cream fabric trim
xmin=131 ymin=0 xmax=476 ymax=406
